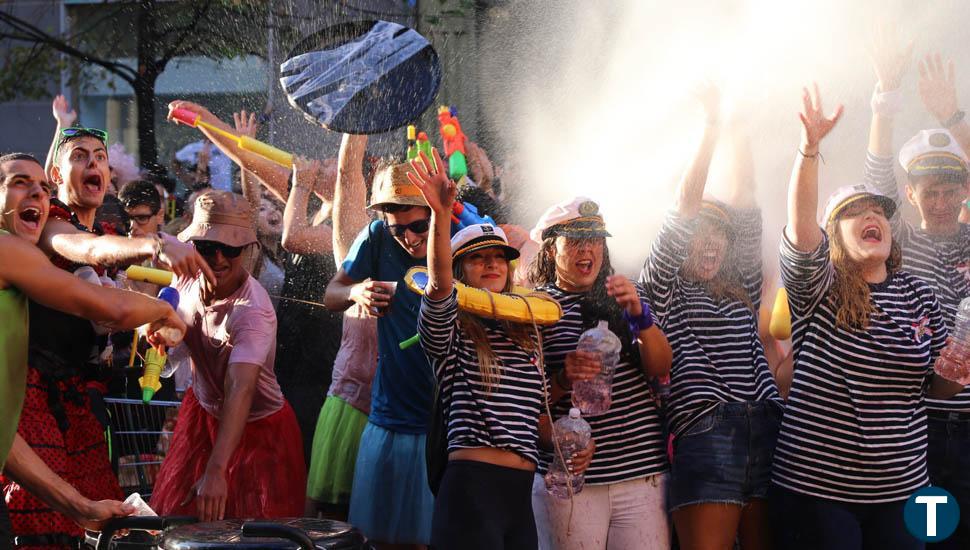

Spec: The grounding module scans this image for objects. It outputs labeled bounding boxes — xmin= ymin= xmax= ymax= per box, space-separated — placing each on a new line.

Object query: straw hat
xmin=177 ymin=190 xmax=257 ymax=247
xmin=367 ymin=162 xmax=428 ymax=210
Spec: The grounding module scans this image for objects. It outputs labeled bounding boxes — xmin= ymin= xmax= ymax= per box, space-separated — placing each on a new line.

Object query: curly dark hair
xmin=528 ymin=236 xmax=641 ymax=368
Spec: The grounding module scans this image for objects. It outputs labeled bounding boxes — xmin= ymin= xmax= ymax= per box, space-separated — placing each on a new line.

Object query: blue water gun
xmin=450 ymin=201 xmax=496 ymax=235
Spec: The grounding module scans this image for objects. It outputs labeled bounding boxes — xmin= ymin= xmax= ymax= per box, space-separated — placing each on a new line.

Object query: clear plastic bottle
xmin=545 ymin=408 xmax=592 ymax=499
xmin=935 ymin=297 xmax=970 ymax=384
xmin=571 ymin=320 xmax=622 ymax=415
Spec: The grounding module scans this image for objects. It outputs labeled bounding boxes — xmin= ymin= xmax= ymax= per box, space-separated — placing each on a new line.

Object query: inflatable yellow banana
xmin=769 ymin=287 xmax=792 ymax=341
xmin=404 ymin=267 xmax=562 ymax=325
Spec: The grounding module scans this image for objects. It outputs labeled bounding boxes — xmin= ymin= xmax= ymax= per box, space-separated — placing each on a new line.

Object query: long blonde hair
xmin=825 ymin=218 xmax=902 ymax=330
xmin=454 ymin=260 xmax=538 ymax=392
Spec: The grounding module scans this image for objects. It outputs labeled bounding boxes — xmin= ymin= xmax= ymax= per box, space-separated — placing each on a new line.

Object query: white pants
xmin=532 ymin=472 xmax=670 ymax=550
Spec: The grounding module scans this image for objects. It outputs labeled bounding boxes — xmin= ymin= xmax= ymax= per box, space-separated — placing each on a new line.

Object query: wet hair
xmin=453 ymin=257 xmax=538 ymax=392
xmin=0 ymin=153 xmax=42 ymax=179
xmin=118 ymin=179 xmax=162 ymax=214
xmin=527 ymin=236 xmax=641 ymax=367
xmin=825 ymin=215 xmax=902 ymax=330
xmin=686 ymin=216 xmax=754 ymax=311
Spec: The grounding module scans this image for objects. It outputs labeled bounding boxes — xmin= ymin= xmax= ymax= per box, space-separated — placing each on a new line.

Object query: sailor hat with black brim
xmin=899 ymin=129 xmax=969 ymax=182
xmin=530 ymin=197 xmax=611 ymax=242
xmin=451 ymin=223 xmax=520 ymax=261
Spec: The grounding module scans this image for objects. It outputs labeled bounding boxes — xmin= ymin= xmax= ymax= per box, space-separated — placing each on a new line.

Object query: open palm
xmin=408 ymin=148 xmax=456 ymax=215
xmin=799 ymin=83 xmax=843 ymax=148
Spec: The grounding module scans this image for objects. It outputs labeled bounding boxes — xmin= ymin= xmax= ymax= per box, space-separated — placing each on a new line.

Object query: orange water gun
xmin=437 ymin=106 xmax=467 ymax=181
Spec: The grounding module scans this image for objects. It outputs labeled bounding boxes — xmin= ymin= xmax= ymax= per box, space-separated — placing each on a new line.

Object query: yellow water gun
xmin=169 ymin=108 xmax=293 ymax=168
xmin=138 ymin=287 xmax=180 ymax=403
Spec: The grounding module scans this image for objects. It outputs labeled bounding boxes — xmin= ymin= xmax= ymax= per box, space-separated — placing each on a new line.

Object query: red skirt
xmin=150 ymin=388 xmax=306 ymax=519
xmin=0 ymin=367 xmax=122 ymax=550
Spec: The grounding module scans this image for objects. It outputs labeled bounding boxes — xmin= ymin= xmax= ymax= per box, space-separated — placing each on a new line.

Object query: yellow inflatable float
xmin=404 ymin=266 xmax=563 ymax=325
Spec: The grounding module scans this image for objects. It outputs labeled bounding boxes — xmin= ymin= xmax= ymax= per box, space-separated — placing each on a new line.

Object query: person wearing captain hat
xmin=408 ymin=145 xmax=549 ymax=548
xmin=863 ymin=46 xmax=970 ymax=549
xmin=528 ymin=195 xmax=673 ymax=549
xmin=772 ymin=82 xmax=966 ymax=550
xmin=150 ymin=190 xmax=307 ymax=522
xmin=324 ymin=156 xmax=437 ymax=547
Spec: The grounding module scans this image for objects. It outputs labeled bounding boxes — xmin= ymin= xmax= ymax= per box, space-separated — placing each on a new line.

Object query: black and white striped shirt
xmin=774 ymin=233 xmax=948 ymax=503
xmin=864 ymin=152 xmax=970 ymax=413
xmin=538 ymin=285 xmax=668 ymax=485
xmin=640 ymin=210 xmax=782 ymax=436
xmin=418 ymin=289 xmax=546 ymax=464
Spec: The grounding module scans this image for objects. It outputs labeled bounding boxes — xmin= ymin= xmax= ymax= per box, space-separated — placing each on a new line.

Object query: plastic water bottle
xmin=571 ymin=321 xmax=622 ymax=415
xmin=545 ymin=408 xmax=592 ymax=499
xmin=935 ymin=297 xmax=970 ymax=384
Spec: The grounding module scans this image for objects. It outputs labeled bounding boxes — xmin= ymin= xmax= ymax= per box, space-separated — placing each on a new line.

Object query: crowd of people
xmin=4 ymin=28 xmax=970 ymax=550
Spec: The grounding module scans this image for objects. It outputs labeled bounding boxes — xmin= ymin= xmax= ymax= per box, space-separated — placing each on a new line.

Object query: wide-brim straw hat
xmin=178 ymin=190 xmax=258 ymax=247
xmin=367 ymin=162 xmax=428 ymax=210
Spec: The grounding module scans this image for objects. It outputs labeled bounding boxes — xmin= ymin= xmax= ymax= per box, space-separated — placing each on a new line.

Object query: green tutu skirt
xmin=306 ymin=396 xmax=369 ymax=505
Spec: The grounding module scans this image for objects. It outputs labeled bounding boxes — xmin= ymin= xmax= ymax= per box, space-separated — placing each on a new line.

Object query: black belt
xmin=13 ymin=534 xmax=82 ymax=549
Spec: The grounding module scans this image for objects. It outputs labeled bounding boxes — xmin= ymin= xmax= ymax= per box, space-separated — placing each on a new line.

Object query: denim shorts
xmin=667 ymin=401 xmax=781 ymax=512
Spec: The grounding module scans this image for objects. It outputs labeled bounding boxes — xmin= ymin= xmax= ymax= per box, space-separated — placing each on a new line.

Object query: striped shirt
xmin=418 ymin=289 xmax=546 ymax=464
xmin=639 ymin=210 xmax=782 ymax=436
xmin=537 ymin=285 xmax=668 ymax=485
xmin=774 ymin=233 xmax=948 ymax=503
xmin=864 ymin=152 xmax=970 ymax=412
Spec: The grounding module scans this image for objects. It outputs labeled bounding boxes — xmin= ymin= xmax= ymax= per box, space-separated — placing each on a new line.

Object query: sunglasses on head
xmin=59 ymin=127 xmax=108 ymax=143
xmin=387 ymin=218 xmax=430 ymax=238
xmin=194 ymin=240 xmax=244 ymax=258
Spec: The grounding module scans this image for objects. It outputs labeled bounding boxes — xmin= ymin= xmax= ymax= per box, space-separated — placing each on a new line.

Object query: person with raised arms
xmin=770 ymin=84 xmax=967 ymax=550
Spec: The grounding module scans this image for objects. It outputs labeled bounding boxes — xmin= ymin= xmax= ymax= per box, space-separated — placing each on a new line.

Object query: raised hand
xmin=918 ymin=53 xmax=960 ymax=124
xmin=868 ymin=23 xmax=913 ymax=91
xmin=605 ymin=275 xmax=643 ymax=317
xmin=799 ymin=83 xmax=844 ymax=149
xmin=694 ymin=81 xmax=721 ymax=123
xmin=233 ymin=110 xmax=259 ymax=138
xmin=407 ymin=148 xmax=456 ymax=215
xmin=292 ymin=155 xmax=322 ymax=191
xmin=52 ymin=95 xmax=77 ymax=128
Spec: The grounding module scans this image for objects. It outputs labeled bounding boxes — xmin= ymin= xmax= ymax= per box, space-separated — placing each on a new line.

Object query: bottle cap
xmin=569 ymin=407 xmax=581 ymax=419
xmin=597 ymin=320 xmax=608 ymax=330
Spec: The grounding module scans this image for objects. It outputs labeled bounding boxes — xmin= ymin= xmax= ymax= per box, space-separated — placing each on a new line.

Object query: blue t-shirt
xmin=342 ymin=220 xmax=434 ymax=433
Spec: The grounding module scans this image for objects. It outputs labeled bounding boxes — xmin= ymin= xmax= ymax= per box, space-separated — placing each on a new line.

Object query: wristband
xmin=870 ymin=84 xmax=903 ymax=117
xmin=944 ymin=110 xmax=966 ymax=129
xmin=623 ymin=300 xmax=654 ymax=335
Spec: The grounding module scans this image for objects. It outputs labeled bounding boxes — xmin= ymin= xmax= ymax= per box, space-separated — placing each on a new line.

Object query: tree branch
xmin=0 ymin=11 xmax=137 ymax=83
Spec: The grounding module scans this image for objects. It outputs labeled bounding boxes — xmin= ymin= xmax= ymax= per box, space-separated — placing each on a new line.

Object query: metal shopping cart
xmin=103 ymin=397 xmax=181 ymax=499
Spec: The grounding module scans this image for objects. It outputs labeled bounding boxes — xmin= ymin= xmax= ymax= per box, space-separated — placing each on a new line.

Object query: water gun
xmin=139 ymin=287 xmax=180 ymax=403
xmin=126 ymin=265 xmax=174 ymax=287
xmin=417 ymin=131 xmax=433 ymax=160
xmin=406 ymin=125 xmax=418 ymax=160
xmin=437 ymin=106 xmax=468 ymax=181
xmin=451 ymin=201 xmax=496 ymax=234
xmin=769 ymin=287 xmax=792 ymax=340
xmin=169 ymin=108 xmax=294 ymax=168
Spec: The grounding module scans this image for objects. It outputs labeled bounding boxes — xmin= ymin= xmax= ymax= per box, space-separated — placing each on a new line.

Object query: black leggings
xmin=431 ymin=460 xmax=537 ymax=550
xmin=0 ymin=497 xmax=12 ymax=550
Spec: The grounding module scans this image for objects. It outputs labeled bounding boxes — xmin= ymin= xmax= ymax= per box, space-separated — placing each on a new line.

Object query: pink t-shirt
xmin=176 ymin=275 xmax=284 ymax=421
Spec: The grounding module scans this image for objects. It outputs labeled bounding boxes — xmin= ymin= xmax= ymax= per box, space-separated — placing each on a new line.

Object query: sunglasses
xmin=127 ymin=213 xmax=157 ymax=226
xmin=387 ymin=218 xmax=430 ymax=238
xmin=59 ymin=127 xmax=109 ymax=143
xmin=194 ymin=240 xmax=244 ymax=259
